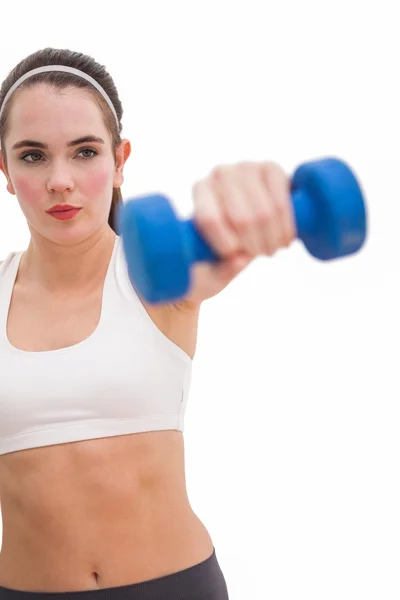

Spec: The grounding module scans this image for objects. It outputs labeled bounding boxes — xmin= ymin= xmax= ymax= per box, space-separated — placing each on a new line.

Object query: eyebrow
xmin=11 ymin=135 xmax=105 ymax=151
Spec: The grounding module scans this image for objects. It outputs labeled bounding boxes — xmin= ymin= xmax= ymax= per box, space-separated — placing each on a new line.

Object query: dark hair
xmin=0 ymin=48 xmax=124 ymax=233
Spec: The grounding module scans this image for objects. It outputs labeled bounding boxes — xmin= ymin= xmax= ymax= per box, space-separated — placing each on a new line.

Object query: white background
xmin=0 ymin=1 xmax=398 ymax=598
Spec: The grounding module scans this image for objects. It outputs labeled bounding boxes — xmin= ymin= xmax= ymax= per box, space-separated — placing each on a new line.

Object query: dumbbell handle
xmin=182 ymin=188 xmax=319 ymax=263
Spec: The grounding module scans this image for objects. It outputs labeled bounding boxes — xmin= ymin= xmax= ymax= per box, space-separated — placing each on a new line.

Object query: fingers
xmin=192 ymin=160 xmax=296 ymax=260
xmin=211 ymin=164 xmax=269 ymax=256
xmin=192 ymin=179 xmax=242 ymax=259
xmin=259 ymin=161 xmax=296 ymax=249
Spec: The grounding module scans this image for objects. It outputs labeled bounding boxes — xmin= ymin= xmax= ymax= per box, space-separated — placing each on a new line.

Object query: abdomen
xmin=0 ymin=430 xmax=214 ymax=591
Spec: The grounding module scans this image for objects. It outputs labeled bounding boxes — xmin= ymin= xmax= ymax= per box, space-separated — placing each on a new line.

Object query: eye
xmin=20 ymin=148 xmax=99 ymax=163
xmin=78 ymin=148 xmax=98 ymax=159
xmin=20 ymin=152 xmax=42 ymax=163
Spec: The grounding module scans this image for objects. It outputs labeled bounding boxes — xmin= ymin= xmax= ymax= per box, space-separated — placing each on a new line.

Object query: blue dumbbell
xmin=116 ymin=157 xmax=367 ymax=304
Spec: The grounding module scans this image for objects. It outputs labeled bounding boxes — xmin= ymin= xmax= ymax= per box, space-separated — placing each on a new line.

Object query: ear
xmin=113 ymin=139 xmax=131 ymax=189
xmin=0 ymin=151 xmax=15 ymax=195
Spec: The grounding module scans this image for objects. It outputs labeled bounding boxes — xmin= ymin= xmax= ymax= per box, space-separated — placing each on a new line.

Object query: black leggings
xmin=0 ymin=547 xmax=229 ymax=600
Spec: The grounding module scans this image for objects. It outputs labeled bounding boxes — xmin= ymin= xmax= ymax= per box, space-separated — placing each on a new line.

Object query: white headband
xmin=0 ymin=65 xmax=119 ymax=125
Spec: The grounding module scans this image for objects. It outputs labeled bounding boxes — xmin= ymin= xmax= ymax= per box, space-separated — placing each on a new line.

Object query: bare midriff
xmin=0 ymin=430 xmax=214 ymax=592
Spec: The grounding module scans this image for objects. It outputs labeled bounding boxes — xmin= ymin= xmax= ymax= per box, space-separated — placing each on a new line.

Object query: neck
xmin=19 ymin=227 xmax=117 ymax=294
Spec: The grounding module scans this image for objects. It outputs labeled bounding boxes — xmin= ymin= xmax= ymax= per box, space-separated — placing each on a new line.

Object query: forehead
xmin=7 ymin=85 xmax=108 ymax=142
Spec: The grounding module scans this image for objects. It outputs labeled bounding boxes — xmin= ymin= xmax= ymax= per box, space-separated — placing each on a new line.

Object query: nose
xmin=46 ymin=161 xmax=75 ymax=194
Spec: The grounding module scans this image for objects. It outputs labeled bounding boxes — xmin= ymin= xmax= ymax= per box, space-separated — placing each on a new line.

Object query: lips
xmin=47 ymin=205 xmax=80 ymax=213
xmin=48 ymin=207 xmax=81 ymax=220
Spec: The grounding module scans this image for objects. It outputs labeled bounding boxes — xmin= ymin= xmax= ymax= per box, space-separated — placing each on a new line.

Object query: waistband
xmin=0 ymin=547 xmax=229 ymax=600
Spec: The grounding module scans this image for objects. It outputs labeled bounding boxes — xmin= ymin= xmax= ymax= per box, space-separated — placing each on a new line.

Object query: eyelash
xmin=19 ymin=148 xmax=99 ymax=164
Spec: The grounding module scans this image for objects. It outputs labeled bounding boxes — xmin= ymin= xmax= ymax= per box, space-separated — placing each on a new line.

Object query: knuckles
xmin=192 ymin=160 xmax=294 ymax=251
xmin=229 ymin=215 xmax=253 ymax=231
xmin=255 ymin=208 xmax=274 ymax=225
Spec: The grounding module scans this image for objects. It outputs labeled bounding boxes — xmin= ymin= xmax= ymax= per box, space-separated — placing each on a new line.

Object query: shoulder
xmin=147 ymin=298 xmax=202 ymax=322
xmin=116 ymin=236 xmax=201 ymax=358
xmin=142 ymin=299 xmax=202 ymax=361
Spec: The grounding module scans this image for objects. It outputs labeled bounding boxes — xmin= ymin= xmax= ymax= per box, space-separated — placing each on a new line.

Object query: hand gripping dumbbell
xmin=116 ymin=157 xmax=367 ymax=304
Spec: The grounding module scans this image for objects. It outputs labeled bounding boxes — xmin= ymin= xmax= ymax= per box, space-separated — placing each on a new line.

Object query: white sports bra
xmin=0 ymin=235 xmax=192 ymax=456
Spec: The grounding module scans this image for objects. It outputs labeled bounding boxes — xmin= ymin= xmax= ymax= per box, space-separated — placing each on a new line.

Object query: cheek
xmin=12 ymin=175 xmax=43 ymax=206
xmin=81 ymin=169 xmax=112 ymax=197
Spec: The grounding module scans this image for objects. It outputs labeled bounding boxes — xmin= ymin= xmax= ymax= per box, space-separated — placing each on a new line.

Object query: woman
xmin=0 ymin=48 xmax=295 ymax=599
